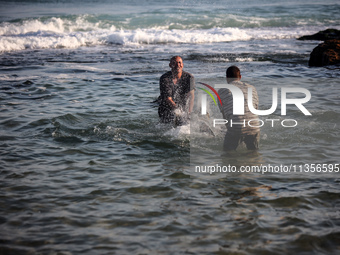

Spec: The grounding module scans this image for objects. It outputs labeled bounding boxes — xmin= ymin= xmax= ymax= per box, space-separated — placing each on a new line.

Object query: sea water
xmin=0 ymin=0 xmax=339 ymax=254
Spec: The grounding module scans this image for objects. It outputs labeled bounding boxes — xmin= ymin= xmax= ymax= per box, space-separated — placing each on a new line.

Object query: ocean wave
xmin=0 ymin=22 xmax=325 ymax=52
xmin=0 ymin=14 xmax=339 ymax=52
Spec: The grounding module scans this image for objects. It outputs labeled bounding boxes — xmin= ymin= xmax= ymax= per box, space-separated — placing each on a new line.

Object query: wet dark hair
xmin=226 ymin=66 xmax=241 ymax=78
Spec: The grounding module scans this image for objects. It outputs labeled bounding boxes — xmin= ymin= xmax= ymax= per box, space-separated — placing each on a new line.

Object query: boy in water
xmin=218 ymin=66 xmax=260 ymax=150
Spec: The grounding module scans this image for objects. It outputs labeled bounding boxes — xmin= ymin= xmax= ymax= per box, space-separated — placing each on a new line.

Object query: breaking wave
xmin=0 ymin=15 xmax=333 ymax=52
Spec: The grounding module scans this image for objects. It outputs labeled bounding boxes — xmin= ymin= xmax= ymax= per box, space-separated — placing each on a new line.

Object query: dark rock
xmin=308 ymin=39 xmax=340 ymax=67
xmin=298 ymin=28 xmax=340 ymax=41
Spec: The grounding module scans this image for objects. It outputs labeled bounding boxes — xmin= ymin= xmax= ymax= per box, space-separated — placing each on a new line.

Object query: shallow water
xmin=1 ymin=0 xmax=340 ymax=254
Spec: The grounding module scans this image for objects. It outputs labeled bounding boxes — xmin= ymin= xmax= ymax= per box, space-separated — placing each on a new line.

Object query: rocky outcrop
xmin=308 ymin=39 xmax=340 ymax=67
xmin=298 ymin=28 xmax=340 ymax=41
xmin=298 ymin=29 xmax=340 ymax=67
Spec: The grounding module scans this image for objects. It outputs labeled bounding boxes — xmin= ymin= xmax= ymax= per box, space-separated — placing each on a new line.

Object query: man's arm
xmin=160 ymin=74 xmax=176 ymax=108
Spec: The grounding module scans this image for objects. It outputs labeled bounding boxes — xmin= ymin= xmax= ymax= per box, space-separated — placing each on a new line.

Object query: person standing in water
xmin=218 ymin=66 xmax=260 ymax=150
xmin=158 ymin=56 xmax=195 ymax=124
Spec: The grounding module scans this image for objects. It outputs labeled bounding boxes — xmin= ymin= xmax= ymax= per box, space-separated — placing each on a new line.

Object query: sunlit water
xmin=1 ymin=0 xmax=339 ymax=254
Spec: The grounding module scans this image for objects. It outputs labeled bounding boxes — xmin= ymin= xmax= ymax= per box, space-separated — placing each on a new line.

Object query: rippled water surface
xmin=1 ymin=0 xmax=340 ymax=254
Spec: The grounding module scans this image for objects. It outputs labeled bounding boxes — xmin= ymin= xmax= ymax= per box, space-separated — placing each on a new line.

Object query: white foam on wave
xmin=0 ymin=16 xmax=335 ymax=52
xmin=0 ymin=16 xmax=115 ymax=36
xmin=0 ymin=32 xmax=103 ymax=52
xmin=0 ymin=16 xmax=114 ymax=52
xmin=0 ymin=18 xmax=66 ymax=35
xmin=106 ymin=27 xmax=251 ymax=45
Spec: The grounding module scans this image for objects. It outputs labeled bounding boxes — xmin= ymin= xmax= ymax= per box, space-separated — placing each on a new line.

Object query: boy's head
xmin=226 ymin=66 xmax=241 ymax=83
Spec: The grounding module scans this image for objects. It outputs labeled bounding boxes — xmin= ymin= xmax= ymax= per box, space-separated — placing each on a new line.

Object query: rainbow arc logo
xmin=198 ymin=82 xmax=222 ymax=115
xmin=198 ymin=82 xmax=222 ymax=107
